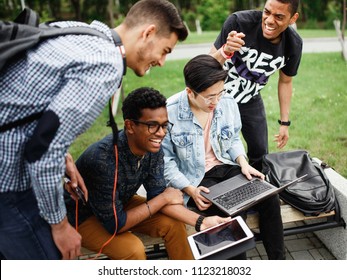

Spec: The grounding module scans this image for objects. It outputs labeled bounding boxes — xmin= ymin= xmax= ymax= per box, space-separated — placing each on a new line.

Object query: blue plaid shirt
xmin=0 ymin=20 xmax=124 ymax=224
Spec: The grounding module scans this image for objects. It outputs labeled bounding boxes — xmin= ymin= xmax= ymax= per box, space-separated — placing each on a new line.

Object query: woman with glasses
xmin=64 ymin=87 xmax=230 ymax=260
xmin=162 ymin=54 xmax=285 ymax=260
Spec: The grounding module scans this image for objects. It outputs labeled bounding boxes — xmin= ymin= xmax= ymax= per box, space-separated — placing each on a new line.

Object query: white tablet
xmin=188 ymin=216 xmax=254 ymax=260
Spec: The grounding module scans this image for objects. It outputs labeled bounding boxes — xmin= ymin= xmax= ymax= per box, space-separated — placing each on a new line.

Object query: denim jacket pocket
xmin=218 ymin=125 xmax=235 ymax=153
xmin=171 ymin=133 xmax=194 ymax=160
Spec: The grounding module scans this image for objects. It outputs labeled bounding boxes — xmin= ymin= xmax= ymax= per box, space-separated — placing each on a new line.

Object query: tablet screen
xmin=188 ymin=216 xmax=252 ymax=259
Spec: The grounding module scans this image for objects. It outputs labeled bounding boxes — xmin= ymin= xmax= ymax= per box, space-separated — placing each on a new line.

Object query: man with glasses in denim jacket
xmin=64 ymin=87 xmax=230 ymax=260
xmin=162 ymin=55 xmax=285 ymax=259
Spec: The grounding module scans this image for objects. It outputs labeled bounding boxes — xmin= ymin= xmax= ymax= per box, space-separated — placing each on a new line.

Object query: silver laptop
xmin=201 ymin=174 xmax=307 ymax=216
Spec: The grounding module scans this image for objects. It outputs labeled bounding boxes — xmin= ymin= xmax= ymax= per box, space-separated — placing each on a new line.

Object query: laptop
xmin=201 ymin=174 xmax=307 ymax=217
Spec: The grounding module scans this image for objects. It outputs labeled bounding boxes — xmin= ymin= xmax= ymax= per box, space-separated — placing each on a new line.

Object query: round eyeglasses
xmin=193 ymin=89 xmax=226 ymax=104
xmin=130 ymin=119 xmax=174 ymax=134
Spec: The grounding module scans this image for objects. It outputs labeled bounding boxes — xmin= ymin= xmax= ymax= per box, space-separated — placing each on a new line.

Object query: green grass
xmin=262 ymin=53 xmax=347 ymax=177
xmin=296 ymin=29 xmax=342 ymax=38
xmin=180 ymin=31 xmax=220 ymax=44
xmin=69 ymin=52 xmax=347 ymax=178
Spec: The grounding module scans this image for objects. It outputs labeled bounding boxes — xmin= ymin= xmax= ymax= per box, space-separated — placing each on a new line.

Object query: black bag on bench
xmin=262 ymin=150 xmax=336 ymax=216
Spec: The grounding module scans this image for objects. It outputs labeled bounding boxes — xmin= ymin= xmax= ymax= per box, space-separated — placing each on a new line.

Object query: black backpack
xmin=0 ymin=8 xmax=117 ymax=71
xmin=0 ymin=8 xmax=124 ymax=144
xmin=262 ymin=150 xmax=337 ymax=216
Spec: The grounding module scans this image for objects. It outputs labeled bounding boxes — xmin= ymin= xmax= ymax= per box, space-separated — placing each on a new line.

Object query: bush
xmin=181 ymin=0 xmax=232 ymax=32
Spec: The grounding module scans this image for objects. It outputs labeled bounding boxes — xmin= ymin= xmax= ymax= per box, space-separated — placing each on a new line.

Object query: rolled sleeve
xmin=28 ymin=151 xmax=67 ymax=224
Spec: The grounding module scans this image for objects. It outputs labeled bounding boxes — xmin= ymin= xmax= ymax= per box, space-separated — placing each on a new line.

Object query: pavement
xmin=248 ymin=228 xmax=336 ymax=260
xmin=167 ymin=37 xmax=342 ymax=61
xmin=163 ymin=37 xmax=341 ymax=261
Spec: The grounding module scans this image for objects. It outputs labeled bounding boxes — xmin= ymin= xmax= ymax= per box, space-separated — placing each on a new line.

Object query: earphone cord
xmin=74 ymin=144 xmax=119 ymax=260
xmin=90 ymin=144 xmax=118 ymax=259
xmin=76 ymin=94 xmax=120 ymax=259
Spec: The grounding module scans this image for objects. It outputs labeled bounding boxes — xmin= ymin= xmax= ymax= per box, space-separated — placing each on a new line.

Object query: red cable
xmin=89 ymin=144 xmax=119 ymax=259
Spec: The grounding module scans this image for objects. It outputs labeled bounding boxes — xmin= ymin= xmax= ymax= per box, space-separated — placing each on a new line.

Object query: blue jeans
xmin=238 ymin=94 xmax=268 ymax=171
xmin=0 ymin=189 xmax=61 ymax=259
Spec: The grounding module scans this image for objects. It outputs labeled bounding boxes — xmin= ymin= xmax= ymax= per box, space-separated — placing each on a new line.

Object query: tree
xmin=343 ymin=0 xmax=346 ymax=40
xmin=334 ymin=0 xmax=347 ymax=60
xmin=70 ymin=0 xmax=81 ymax=21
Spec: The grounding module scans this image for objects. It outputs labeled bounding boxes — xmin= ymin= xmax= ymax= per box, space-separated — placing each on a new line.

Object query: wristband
xmin=221 ymin=44 xmax=234 ymax=59
xmin=278 ymin=119 xmax=291 ymax=126
xmin=195 ymin=215 xmax=205 ymax=232
xmin=145 ymin=202 xmax=152 ymax=218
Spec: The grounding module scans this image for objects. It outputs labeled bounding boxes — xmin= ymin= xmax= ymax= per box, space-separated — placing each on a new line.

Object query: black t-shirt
xmin=214 ymin=10 xmax=302 ymax=104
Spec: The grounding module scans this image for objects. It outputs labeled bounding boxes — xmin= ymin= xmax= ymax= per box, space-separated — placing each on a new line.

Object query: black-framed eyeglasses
xmin=130 ymin=119 xmax=174 ymax=134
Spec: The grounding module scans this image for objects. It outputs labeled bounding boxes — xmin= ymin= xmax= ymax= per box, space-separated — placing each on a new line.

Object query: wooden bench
xmin=246 ymin=200 xmax=342 ymax=237
xmin=78 ymin=199 xmax=344 ymax=260
xmin=78 ymin=158 xmax=346 ymax=259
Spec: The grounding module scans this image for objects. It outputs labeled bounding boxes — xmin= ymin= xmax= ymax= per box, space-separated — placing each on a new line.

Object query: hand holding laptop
xmin=201 ymin=174 xmax=307 ymax=217
xmin=190 ymin=161 xmax=265 ymax=211
xmin=238 ymin=155 xmax=265 ymax=180
xmin=184 ymin=184 xmax=212 ymax=211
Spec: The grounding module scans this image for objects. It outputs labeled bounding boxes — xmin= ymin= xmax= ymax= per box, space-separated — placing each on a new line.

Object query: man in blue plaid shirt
xmin=0 ymin=0 xmax=187 ymax=260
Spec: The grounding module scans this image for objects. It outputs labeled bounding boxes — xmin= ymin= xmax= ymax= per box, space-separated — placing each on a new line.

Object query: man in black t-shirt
xmin=210 ymin=0 xmax=302 ymax=172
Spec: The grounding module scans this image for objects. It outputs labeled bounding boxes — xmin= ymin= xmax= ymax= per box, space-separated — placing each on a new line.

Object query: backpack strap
xmin=110 ymin=29 xmax=126 ymax=75
xmin=14 ymin=8 xmax=39 ymax=26
xmin=0 ymin=112 xmax=43 ymax=133
xmin=107 ymin=30 xmax=126 ymax=145
xmin=0 ymin=26 xmax=126 ymax=134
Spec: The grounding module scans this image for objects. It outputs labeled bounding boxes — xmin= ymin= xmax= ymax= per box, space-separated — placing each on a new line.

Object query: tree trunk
xmin=70 ymin=0 xmax=81 ymax=21
xmin=108 ymin=0 xmax=114 ymax=28
xmin=343 ymin=0 xmax=346 ymax=41
xmin=334 ymin=19 xmax=347 ymax=61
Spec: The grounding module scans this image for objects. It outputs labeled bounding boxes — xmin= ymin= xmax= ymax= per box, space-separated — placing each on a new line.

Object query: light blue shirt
xmin=162 ymin=89 xmax=246 ymax=204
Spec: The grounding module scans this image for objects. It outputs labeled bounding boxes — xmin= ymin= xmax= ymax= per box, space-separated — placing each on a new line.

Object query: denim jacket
xmin=162 ymin=89 xmax=246 ymax=203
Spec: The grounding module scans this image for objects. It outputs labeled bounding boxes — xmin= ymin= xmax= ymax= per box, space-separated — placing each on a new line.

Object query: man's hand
xmin=210 ymin=30 xmax=245 ymax=64
xmin=184 ymin=185 xmax=212 ymax=211
xmin=200 ymin=216 xmax=232 ymax=231
xmin=65 ymin=153 xmax=88 ymax=202
xmin=161 ymin=187 xmax=184 ymax=205
xmin=51 ymin=217 xmax=82 ymax=259
xmin=274 ymin=126 xmax=289 ymax=149
xmin=224 ymin=30 xmax=246 ymax=54
xmin=240 ymin=164 xmax=265 ymax=181
xmin=237 ymin=155 xmax=265 ymax=180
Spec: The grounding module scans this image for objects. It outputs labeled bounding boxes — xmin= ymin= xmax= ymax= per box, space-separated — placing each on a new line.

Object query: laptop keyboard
xmin=214 ymin=180 xmax=273 ymax=210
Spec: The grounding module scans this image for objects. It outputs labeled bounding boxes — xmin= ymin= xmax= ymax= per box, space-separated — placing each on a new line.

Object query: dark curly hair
xmin=122 ymin=87 xmax=167 ymax=121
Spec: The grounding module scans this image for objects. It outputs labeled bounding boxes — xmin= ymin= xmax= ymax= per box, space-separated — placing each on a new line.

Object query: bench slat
xmin=246 ymin=204 xmax=335 ymax=230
